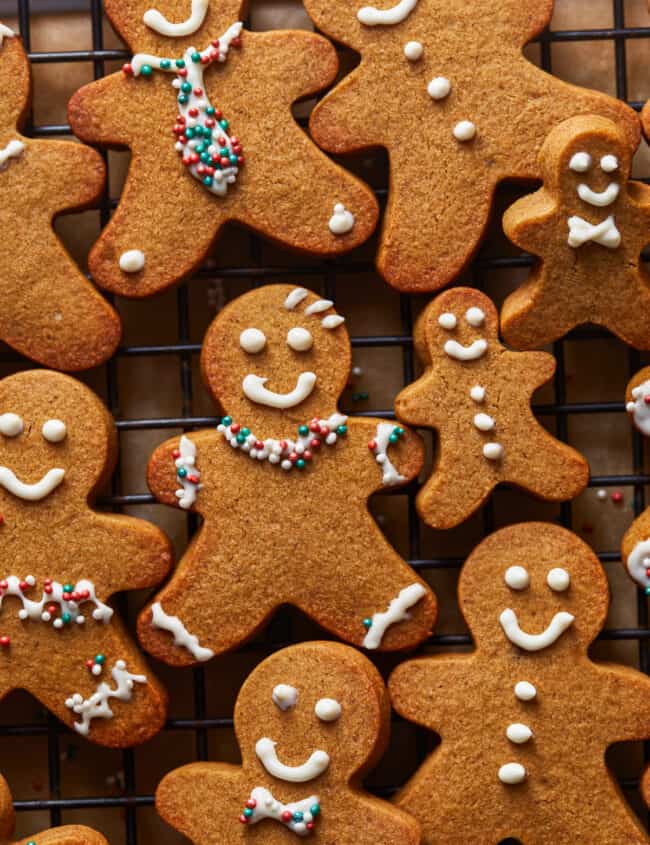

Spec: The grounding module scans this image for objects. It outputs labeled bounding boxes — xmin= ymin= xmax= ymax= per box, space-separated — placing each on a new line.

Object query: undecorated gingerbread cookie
xmin=302 ymin=0 xmax=638 ymax=292
xmin=0 ymin=25 xmax=120 ymax=370
xmin=0 ymin=774 xmax=107 ymax=845
xmin=156 ymin=641 xmax=421 ymax=844
xmin=390 ymin=522 xmax=650 ymax=845
xmin=68 ymin=0 xmax=379 ymax=299
xmin=501 ymin=115 xmax=650 ymax=350
xmin=394 ymin=288 xmax=588 ymax=529
xmin=0 ymin=370 xmax=172 ymax=746
xmin=138 ymin=284 xmax=436 ymax=663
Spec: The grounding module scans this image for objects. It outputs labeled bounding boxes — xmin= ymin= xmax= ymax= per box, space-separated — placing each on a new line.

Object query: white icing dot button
xmin=453 ymin=120 xmax=476 ymax=142
xmin=328 ymin=203 xmax=355 ymax=235
xmin=470 ymin=385 xmax=485 ymax=403
xmin=427 ymin=76 xmax=451 ymax=100
xmin=547 ymin=567 xmax=570 ymax=592
xmin=438 ymin=312 xmax=457 ymax=330
xmin=119 ymin=249 xmax=145 ymax=273
xmin=498 ymin=762 xmax=527 ymax=785
xmin=506 ymin=723 xmax=533 ymax=744
xmin=473 ymin=413 xmax=495 ymax=432
xmin=504 ymin=566 xmax=529 ymax=591
xmin=483 ymin=442 xmax=503 ymax=460
xmin=404 ymin=40 xmax=423 ymax=61
xmin=514 ymin=681 xmax=537 ymax=701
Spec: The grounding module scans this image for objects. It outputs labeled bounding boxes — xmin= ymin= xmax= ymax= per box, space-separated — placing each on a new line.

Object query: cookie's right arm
xmin=502 ymin=190 xmax=558 ymax=255
xmin=68 ymin=72 xmax=136 ymax=147
xmin=389 ymin=655 xmax=474 ymax=733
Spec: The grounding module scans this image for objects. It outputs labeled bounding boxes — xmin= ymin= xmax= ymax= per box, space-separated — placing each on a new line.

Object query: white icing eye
xmin=0 ymin=413 xmax=23 ymax=437
xmin=465 ymin=307 xmax=485 ymax=327
xmin=287 ymin=327 xmax=313 ymax=352
xmin=240 ymin=328 xmax=266 ymax=354
xmin=504 ymin=565 xmax=529 ymax=590
xmin=600 ymin=154 xmax=618 ymax=173
xmin=547 ymin=567 xmax=570 ymax=592
xmin=42 ymin=419 xmax=67 ymax=443
xmin=569 ymin=152 xmax=592 ymax=173
xmin=315 ymin=698 xmax=341 ymax=722
xmin=272 ymin=684 xmax=298 ymax=711
xmin=438 ymin=312 xmax=457 ymax=330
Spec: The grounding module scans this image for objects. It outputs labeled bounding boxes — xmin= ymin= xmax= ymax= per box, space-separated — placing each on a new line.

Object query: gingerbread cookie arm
xmin=596 ymin=664 xmax=650 ymax=742
xmin=346 ymin=793 xmax=421 ymax=844
xmin=351 ymin=417 xmax=424 ymax=492
xmin=68 ymin=71 xmax=139 ymax=147
xmin=389 ymin=654 xmax=474 ymax=732
xmin=156 ymin=762 xmax=243 ymax=844
xmin=148 ymin=431 xmax=212 ymax=514
xmin=415 ymin=450 xmax=496 ymax=530
xmin=78 ymin=512 xmax=173 ymax=593
xmin=502 ymin=189 xmax=559 ymax=255
xmin=310 ymin=70 xmax=380 ymax=153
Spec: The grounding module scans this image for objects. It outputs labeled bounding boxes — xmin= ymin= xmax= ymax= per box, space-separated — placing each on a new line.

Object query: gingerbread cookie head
xmin=409 ymin=286 xmax=499 ymax=373
xmin=459 ymin=522 xmax=609 ymax=659
xmin=540 ymin=115 xmax=631 ymax=213
xmin=0 ymin=370 xmax=114 ymax=508
xmin=104 ymin=0 xmax=242 ymax=53
xmin=201 ymin=285 xmax=351 ymax=436
xmin=235 ymin=642 xmax=388 ymax=785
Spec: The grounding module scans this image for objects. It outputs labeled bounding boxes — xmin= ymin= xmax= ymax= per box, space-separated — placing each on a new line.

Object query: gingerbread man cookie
xmin=621 ymin=498 xmax=650 ymax=597
xmin=68 ymin=0 xmax=378 ymax=299
xmin=624 ymin=366 xmax=650 ymax=438
xmin=0 ymin=370 xmax=172 ymax=747
xmin=501 ymin=115 xmax=650 ymax=350
xmin=0 ymin=26 xmax=120 ymax=370
xmin=138 ymin=284 xmax=435 ymax=664
xmin=0 ymin=774 xmax=107 ymax=845
xmin=390 ymin=522 xmax=650 ymax=845
xmin=156 ymin=641 xmax=421 ymax=844
xmin=394 ymin=288 xmax=588 ymax=529
xmin=302 ymin=0 xmax=638 ymax=293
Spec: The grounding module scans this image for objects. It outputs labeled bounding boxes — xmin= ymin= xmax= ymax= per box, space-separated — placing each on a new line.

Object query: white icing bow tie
xmin=567 ymin=214 xmax=621 ymax=249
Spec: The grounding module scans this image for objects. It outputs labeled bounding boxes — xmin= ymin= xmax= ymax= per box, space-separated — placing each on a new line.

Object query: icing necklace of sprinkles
xmin=123 ymin=22 xmax=244 ymax=198
xmin=0 ymin=575 xmax=113 ymax=631
xmin=239 ymin=787 xmax=321 ymax=836
xmin=217 ymin=412 xmax=348 ymax=471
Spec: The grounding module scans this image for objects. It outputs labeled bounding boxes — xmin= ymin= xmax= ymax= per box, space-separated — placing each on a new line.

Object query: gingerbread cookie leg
xmin=501 ymin=276 xmax=584 ymax=350
xmin=415 ymin=455 xmax=495 ymax=530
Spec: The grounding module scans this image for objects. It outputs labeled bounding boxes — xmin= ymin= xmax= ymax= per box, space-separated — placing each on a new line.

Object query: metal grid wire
xmin=0 ymin=0 xmax=649 ymax=843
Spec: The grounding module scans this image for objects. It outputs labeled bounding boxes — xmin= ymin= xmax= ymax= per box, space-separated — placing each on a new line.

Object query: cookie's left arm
xmin=251 ymin=30 xmax=338 ymax=102
xmin=68 ymin=72 xmax=138 ymax=147
xmin=352 ymin=418 xmax=424 ymax=490
xmin=599 ymin=664 xmax=650 ymax=742
xmin=30 ymin=139 xmax=106 ymax=211
xmin=502 ymin=190 xmax=558 ymax=255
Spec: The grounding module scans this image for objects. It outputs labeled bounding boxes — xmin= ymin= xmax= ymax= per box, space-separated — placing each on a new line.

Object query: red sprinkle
xmin=644 ymin=396 xmax=650 ymax=406
xmin=122 ymin=63 xmax=133 ymax=76
xmin=245 ymin=799 xmax=256 ymax=809
xmin=254 ymin=441 xmax=264 ymax=450
xmin=368 ymin=440 xmax=377 ymax=451
xmin=172 ymin=449 xmax=181 ymax=458
xmin=239 ymin=815 xmax=249 ymax=825
xmin=303 ymin=450 xmax=313 ymax=461
xmin=611 ymin=491 xmax=624 ymax=504
xmin=310 ymin=438 xmax=321 ymax=450
xmin=230 ymin=423 xmax=241 ymax=434
xmin=281 ymin=811 xmax=292 ymax=822
xmin=0 ymin=636 xmax=10 ymax=647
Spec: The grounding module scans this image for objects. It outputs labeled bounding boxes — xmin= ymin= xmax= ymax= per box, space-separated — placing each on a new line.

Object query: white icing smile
xmin=577 ymin=182 xmax=620 ymax=208
xmin=0 ymin=466 xmax=65 ymax=501
xmin=444 ymin=338 xmax=488 ymax=361
xmin=500 ymin=608 xmax=574 ymax=651
xmin=243 ymin=372 xmax=317 ymax=409
xmin=143 ymin=0 xmax=209 ymax=37
xmin=255 ymin=737 xmax=330 ymax=783
xmin=357 ymin=0 xmax=418 ymax=26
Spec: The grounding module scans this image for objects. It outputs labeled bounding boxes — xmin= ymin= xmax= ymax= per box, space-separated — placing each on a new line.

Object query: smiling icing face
xmin=202 ymin=285 xmax=351 ymax=437
xmin=459 ymin=524 xmax=609 ymax=659
xmin=0 ymin=370 xmax=114 ymax=508
xmin=424 ymin=289 xmax=498 ymax=367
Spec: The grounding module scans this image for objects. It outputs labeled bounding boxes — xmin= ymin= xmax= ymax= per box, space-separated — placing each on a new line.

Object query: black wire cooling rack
xmin=0 ymin=1 xmax=649 ymax=843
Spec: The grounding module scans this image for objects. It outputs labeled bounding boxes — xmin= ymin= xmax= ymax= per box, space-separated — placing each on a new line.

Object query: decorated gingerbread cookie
xmin=0 ymin=774 xmax=107 ymax=845
xmin=138 ymin=284 xmax=435 ymax=663
xmin=501 ymin=115 xmax=650 ymax=350
xmin=394 ymin=288 xmax=588 ymax=529
xmin=390 ymin=522 xmax=650 ymax=844
xmin=0 ymin=370 xmax=171 ymax=746
xmin=624 ymin=366 xmax=650 ymax=438
xmin=156 ymin=641 xmax=421 ymax=843
xmin=67 ymin=0 xmax=379 ymax=299
xmin=621 ymin=503 xmax=650 ymax=597
xmin=0 ymin=25 xmax=120 ymax=370
xmin=302 ymin=0 xmax=638 ymax=293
